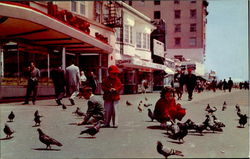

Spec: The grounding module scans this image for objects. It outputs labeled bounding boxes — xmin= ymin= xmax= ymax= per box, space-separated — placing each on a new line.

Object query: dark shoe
xmin=113 ymin=125 xmax=118 ymax=128
xmin=69 ymin=98 xmax=75 ymax=105
xmin=22 ymin=102 xmax=29 ymax=105
xmin=56 ymin=99 xmax=62 ymax=105
xmin=32 ymin=101 xmax=36 ymax=105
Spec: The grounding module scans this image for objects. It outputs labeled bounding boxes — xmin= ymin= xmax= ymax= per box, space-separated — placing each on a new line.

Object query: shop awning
xmin=0 ymin=2 xmax=113 ymax=54
xmin=164 ymin=67 xmax=175 ymax=75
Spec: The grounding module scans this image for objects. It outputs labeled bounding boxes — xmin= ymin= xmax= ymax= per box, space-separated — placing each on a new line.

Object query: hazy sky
xmin=205 ymin=0 xmax=248 ymax=81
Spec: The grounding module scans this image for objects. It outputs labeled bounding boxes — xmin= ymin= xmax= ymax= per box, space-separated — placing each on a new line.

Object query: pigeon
xmin=34 ymin=114 xmax=43 ymax=126
xmin=193 ymin=123 xmax=207 ymax=136
xmin=37 ymin=128 xmax=63 ymax=149
xmin=212 ymin=115 xmax=225 ymax=127
xmin=156 ymin=141 xmax=184 ymax=158
xmin=126 ymin=100 xmax=132 ymax=106
xmin=62 ymin=104 xmax=67 ymax=110
xmin=235 ymin=104 xmax=241 ymax=112
xmin=144 ymin=103 xmax=152 ymax=107
xmin=147 ymin=109 xmax=154 ymax=121
xmin=34 ymin=110 xmax=39 ymax=117
xmin=80 ymin=121 xmax=101 ymax=136
xmin=3 ymin=124 xmax=14 ymax=138
xmin=145 ymin=97 xmax=148 ymax=101
xmin=222 ymin=101 xmax=227 ymax=111
xmin=206 ymin=106 xmax=217 ymax=114
xmin=237 ymin=113 xmax=248 ymax=128
xmin=73 ymin=107 xmax=86 ymax=117
xmin=168 ymin=122 xmax=188 ymax=143
xmin=138 ymin=104 xmax=142 ymax=112
xmin=8 ymin=111 xmax=15 ymax=122
xmin=205 ymin=104 xmax=210 ymax=111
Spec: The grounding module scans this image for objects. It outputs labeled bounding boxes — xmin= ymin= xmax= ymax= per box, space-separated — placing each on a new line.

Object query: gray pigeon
xmin=147 ymin=108 xmax=154 ymax=121
xmin=37 ymin=128 xmax=63 ymax=149
xmin=8 ymin=111 xmax=15 ymax=122
xmin=157 ymin=141 xmax=184 ymax=158
xmin=3 ymin=124 xmax=14 ymax=138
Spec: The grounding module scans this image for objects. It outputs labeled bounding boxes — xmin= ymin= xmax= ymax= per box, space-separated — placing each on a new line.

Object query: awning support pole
xmin=62 ymin=47 xmax=66 ymax=71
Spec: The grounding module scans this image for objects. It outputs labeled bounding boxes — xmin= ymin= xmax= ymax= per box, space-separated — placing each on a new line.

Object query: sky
xmin=205 ymin=0 xmax=248 ymax=82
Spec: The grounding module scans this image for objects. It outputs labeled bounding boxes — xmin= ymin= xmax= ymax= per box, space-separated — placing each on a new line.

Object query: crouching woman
xmin=153 ymin=87 xmax=186 ymax=127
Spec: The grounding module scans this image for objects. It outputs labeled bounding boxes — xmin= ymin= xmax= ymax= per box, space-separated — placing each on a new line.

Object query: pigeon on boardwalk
xmin=80 ymin=121 xmax=101 ymax=136
xmin=222 ymin=101 xmax=227 ymax=111
xmin=138 ymin=104 xmax=143 ymax=112
xmin=126 ymin=100 xmax=132 ymax=106
xmin=62 ymin=104 xmax=67 ymax=110
xmin=206 ymin=106 xmax=217 ymax=114
xmin=34 ymin=114 xmax=43 ymax=126
xmin=8 ymin=111 xmax=15 ymax=122
xmin=3 ymin=124 xmax=14 ymax=138
xmin=235 ymin=104 xmax=241 ymax=112
xmin=144 ymin=103 xmax=152 ymax=107
xmin=212 ymin=115 xmax=225 ymax=127
xmin=205 ymin=104 xmax=210 ymax=111
xmin=237 ymin=112 xmax=248 ymax=128
xmin=168 ymin=122 xmax=188 ymax=143
xmin=37 ymin=128 xmax=62 ymax=149
xmin=73 ymin=107 xmax=86 ymax=117
xmin=156 ymin=141 xmax=184 ymax=158
xmin=145 ymin=97 xmax=148 ymax=101
xmin=34 ymin=110 xmax=39 ymax=117
xmin=147 ymin=109 xmax=154 ymax=121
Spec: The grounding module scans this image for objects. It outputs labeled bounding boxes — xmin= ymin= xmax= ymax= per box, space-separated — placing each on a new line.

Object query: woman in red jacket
xmin=153 ymin=87 xmax=186 ymax=127
xmin=101 ymin=65 xmax=123 ymax=128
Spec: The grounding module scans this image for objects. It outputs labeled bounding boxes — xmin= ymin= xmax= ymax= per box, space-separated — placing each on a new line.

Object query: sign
xmin=153 ymin=39 xmax=164 ymax=58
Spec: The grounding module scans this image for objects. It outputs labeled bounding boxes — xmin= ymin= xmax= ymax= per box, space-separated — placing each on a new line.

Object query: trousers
xmin=104 ymin=100 xmax=119 ymax=126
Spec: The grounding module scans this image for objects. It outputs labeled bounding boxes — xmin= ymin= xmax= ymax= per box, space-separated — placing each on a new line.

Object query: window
xmin=80 ymin=1 xmax=86 ymax=15
xmin=174 ymin=10 xmax=181 ymax=19
xmin=154 ymin=0 xmax=160 ymax=5
xmin=136 ymin=32 xmax=142 ymax=48
xmin=175 ymin=37 xmax=181 ymax=46
xmin=147 ymin=34 xmax=150 ymax=49
xmin=143 ymin=33 xmax=147 ymax=49
xmin=190 ymin=9 xmax=196 ymax=18
xmin=190 ymin=23 xmax=196 ymax=32
xmin=154 ymin=11 xmax=161 ymax=19
xmin=71 ymin=1 xmax=77 ymax=12
xmin=115 ymin=28 xmax=122 ymax=42
xmin=95 ymin=1 xmax=102 ymax=23
xmin=124 ymin=25 xmax=133 ymax=44
xmin=174 ymin=0 xmax=180 ymax=4
xmin=174 ymin=24 xmax=181 ymax=32
xmin=190 ymin=0 xmax=196 ymax=3
xmin=189 ymin=37 xmax=197 ymax=46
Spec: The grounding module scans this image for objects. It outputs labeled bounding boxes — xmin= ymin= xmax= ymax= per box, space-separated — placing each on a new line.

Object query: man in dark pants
xmin=184 ymin=68 xmax=197 ymax=101
xmin=23 ymin=62 xmax=40 ymax=105
xmin=227 ymin=77 xmax=233 ymax=92
xmin=51 ymin=66 xmax=66 ymax=105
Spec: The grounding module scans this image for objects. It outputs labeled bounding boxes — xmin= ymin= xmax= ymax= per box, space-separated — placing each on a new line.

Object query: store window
xmin=174 ymin=24 xmax=181 ymax=32
xmin=190 ymin=23 xmax=197 ymax=32
xmin=174 ymin=37 xmax=181 ymax=46
xmin=189 ymin=37 xmax=197 ymax=46
xmin=94 ymin=1 xmax=102 ymax=23
xmin=71 ymin=1 xmax=77 ymax=12
xmin=174 ymin=10 xmax=181 ymax=19
xmin=147 ymin=34 xmax=150 ymax=49
xmin=80 ymin=1 xmax=86 ymax=16
xmin=190 ymin=0 xmax=196 ymax=3
xmin=190 ymin=9 xmax=196 ymax=18
xmin=124 ymin=25 xmax=133 ymax=44
xmin=143 ymin=33 xmax=147 ymax=49
xmin=154 ymin=11 xmax=161 ymax=19
xmin=115 ymin=28 xmax=122 ymax=42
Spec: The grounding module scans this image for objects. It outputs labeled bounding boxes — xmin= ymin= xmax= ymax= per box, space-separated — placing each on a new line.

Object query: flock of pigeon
xmin=2 ymin=97 xmax=249 ymax=158
xmin=146 ymin=101 xmax=248 ymax=158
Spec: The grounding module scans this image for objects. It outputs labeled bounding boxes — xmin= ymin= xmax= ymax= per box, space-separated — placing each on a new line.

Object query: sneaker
xmin=69 ymin=98 xmax=75 ymax=105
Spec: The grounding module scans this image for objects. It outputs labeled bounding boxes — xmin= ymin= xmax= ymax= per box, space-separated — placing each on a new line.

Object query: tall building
xmin=126 ymin=0 xmax=209 ymax=76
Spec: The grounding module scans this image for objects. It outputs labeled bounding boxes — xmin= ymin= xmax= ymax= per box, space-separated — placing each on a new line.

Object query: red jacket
xmin=102 ymin=76 xmax=122 ymax=101
xmin=153 ymin=98 xmax=186 ymax=123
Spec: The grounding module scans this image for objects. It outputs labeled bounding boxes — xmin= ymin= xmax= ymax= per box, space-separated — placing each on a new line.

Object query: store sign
xmin=153 ymin=39 xmax=164 ymax=58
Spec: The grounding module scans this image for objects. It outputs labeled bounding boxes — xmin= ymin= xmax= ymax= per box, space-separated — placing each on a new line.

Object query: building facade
xmin=126 ymin=0 xmax=209 ymax=76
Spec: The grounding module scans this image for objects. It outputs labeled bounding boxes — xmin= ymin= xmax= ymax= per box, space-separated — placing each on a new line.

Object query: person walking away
xmin=227 ymin=77 xmax=233 ymax=92
xmin=77 ymin=86 xmax=104 ymax=125
xmin=88 ymin=71 xmax=97 ymax=94
xmin=222 ymin=79 xmax=228 ymax=92
xmin=153 ymin=87 xmax=186 ymax=128
xmin=65 ymin=59 xmax=80 ymax=105
xmin=80 ymin=70 xmax=87 ymax=87
xmin=211 ymin=78 xmax=217 ymax=92
xmin=184 ymin=68 xmax=197 ymax=101
xmin=174 ymin=69 xmax=185 ymax=100
xmin=141 ymin=78 xmax=149 ymax=94
xmin=51 ymin=65 xmax=66 ymax=105
xmin=101 ymin=65 xmax=123 ymax=128
xmin=23 ymin=62 xmax=40 ymax=105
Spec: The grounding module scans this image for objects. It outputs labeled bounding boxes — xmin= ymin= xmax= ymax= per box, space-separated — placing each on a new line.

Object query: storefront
xmin=116 ymin=58 xmax=169 ymax=94
xmin=0 ymin=2 xmax=113 ymax=99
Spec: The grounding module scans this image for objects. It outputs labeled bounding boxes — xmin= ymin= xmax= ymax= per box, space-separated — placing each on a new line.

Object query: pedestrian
xmin=173 ymin=69 xmax=185 ymax=100
xmin=101 ymin=65 xmax=123 ymax=128
xmin=211 ymin=78 xmax=217 ymax=92
xmin=243 ymin=81 xmax=249 ymax=90
xmin=22 ymin=61 xmax=40 ymax=105
xmin=51 ymin=65 xmax=66 ymax=105
xmin=141 ymin=77 xmax=149 ymax=94
xmin=222 ymin=79 xmax=228 ymax=92
xmin=88 ymin=71 xmax=97 ymax=94
xmin=65 ymin=59 xmax=80 ymax=105
xmin=153 ymin=86 xmax=186 ymax=128
xmin=77 ymin=86 xmax=104 ymax=125
xmin=227 ymin=77 xmax=233 ymax=92
xmin=184 ymin=68 xmax=197 ymax=101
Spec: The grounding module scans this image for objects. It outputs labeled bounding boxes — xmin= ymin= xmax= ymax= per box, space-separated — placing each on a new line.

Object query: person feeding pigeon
xmin=77 ymin=86 xmax=104 ymax=125
xmin=101 ymin=65 xmax=122 ymax=128
xmin=153 ymin=86 xmax=186 ymax=128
